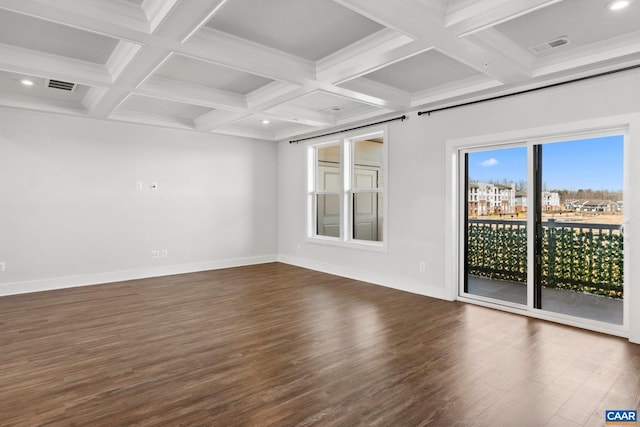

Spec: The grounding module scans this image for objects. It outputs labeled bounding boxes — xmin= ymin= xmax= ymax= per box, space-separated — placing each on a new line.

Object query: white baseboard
xmin=0 ymin=254 xmax=449 ymax=300
xmin=278 ymin=254 xmax=452 ymax=301
xmin=0 ymin=255 xmax=278 ymax=297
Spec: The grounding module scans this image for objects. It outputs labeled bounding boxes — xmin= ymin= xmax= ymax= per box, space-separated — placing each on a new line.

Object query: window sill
xmin=306 ymin=236 xmax=387 ymax=253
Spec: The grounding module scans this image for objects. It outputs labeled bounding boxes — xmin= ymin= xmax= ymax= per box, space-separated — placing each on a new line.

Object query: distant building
xmin=468 ymin=184 xmax=561 ymax=216
xmin=514 ymin=191 xmax=527 ymax=214
xmin=565 ymin=199 xmax=622 ymax=213
xmin=564 ymin=199 xmax=586 ymax=210
xmin=579 ymin=201 xmax=620 ymax=212
xmin=468 ymin=182 xmax=516 ymax=216
xmin=542 ymin=191 xmax=561 ymax=211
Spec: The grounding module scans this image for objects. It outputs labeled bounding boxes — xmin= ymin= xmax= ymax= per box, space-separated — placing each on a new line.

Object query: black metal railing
xmin=467 ymin=219 xmax=623 ymax=298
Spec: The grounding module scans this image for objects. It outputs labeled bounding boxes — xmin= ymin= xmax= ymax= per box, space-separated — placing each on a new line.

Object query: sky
xmin=468 ymin=135 xmax=624 ymax=191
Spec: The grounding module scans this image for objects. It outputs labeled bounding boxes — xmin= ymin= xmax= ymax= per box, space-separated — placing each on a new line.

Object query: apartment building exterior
xmin=468 ymin=182 xmax=561 ymax=216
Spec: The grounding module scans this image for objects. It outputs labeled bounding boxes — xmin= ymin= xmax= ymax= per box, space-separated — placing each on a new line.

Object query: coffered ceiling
xmin=0 ymin=0 xmax=639 ymax=141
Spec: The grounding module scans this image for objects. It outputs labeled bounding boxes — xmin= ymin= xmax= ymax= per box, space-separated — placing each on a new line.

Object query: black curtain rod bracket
xmin=289 ymin=114 xmax=407 ymax=144
xmin=418 ymin=63 xmax=640 ymax=117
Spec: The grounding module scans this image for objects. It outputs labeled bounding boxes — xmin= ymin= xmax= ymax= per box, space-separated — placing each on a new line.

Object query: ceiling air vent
xmin=529 ymin=36 xmax=570 ymax=54
xmin=47 ymin=79 xmax=76 ymax=91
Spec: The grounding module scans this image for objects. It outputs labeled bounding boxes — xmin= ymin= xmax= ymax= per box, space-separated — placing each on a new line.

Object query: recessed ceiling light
xmin=609 ymin=0 xmax=631 ymax=10
xmin=20 ymin=79 xmax=34 ymax=86
xmin=321 ymin=106 xmax=344 ymax=113
xmin=261 ymin=119 xmax=270 ymax=125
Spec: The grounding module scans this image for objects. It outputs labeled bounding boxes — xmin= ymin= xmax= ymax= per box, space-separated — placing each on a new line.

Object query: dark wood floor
xmin=0 ymin=263 xmax=638 ymax=426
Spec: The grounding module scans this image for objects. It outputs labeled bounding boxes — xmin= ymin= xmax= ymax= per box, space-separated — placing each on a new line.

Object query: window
xmin=307 ymin=127 xmax=387 ymax=250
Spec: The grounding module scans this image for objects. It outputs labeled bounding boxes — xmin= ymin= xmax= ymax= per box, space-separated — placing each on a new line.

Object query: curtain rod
xmin=417 ymin=63 xmax=640 ymax=117
xmin=289 ymin=114 xmax=407 ymax=144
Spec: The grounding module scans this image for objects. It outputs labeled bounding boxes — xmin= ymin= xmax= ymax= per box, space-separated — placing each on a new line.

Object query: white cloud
xmin=480 ymin=158 xmax=498 ymax=167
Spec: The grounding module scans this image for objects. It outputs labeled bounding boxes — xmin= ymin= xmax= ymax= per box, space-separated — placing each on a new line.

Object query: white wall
xmin=1 ymin=70 xmax=639 ymax=341
xmin=277 ymin=70 xmax=640 ymax=341
xmin=278 ymin=115 xmax=453 ymax=300
xmin=0 ymin=108 xmax=278 ymax=295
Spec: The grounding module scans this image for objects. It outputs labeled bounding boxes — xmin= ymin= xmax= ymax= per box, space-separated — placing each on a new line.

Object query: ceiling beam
xmin=153 ymin=0 xmax=227 ymax=42
xmin=0 ymin=91 xmax=87 ymax=116
xmin=0 ymin=0 xmax=151 ymax=38
xmin=246 ymin=81 xmax=303 ymax=111
xmin=193 ymin=109 xmax=251 ymax=132
xmin=316 ymin=28 xmax=415 ymax=84
xmin=338 ymin=77 xmax=412 ymax=110
xmin=109 ymin=109 xmax=196 ymax=130
xmin=138 ymin=76 xmax=247 ymax=111
xmin=143 ymin=0 xmax=180 ymax=33
xmin=532 ymin=32 xmax=640 ymax=77
xmin=464 ymin=28 xmax=535 ymax=76
xmin=335 ymin=0 xmax=531 ymax=84
xmin=411 ymin=75 xmax=504 ymax=107
xmin=0 ymin=0 xmax=409 ymax=133
xmin=444 ymin=0 xmax=561 ymax=36
xmin=264 ymin=104 xmax=337 ymax=128
xmin=86 ymin=1 xmax=230 ymax=119
xmin=317 ymin=39 xmax=433 ymax=86
xmin=0 ymin=43 xmax=111 ymax=86
xmin=183 ymin=28 xmax=316 ymax=84
xmin=86 ymin=46 xmax=172 ymax=118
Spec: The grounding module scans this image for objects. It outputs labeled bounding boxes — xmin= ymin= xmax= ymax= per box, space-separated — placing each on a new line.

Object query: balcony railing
xmin=467 ymin=219 xmax=623 ymax=298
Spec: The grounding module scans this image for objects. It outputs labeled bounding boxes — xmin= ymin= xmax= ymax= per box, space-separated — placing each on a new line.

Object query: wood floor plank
xmin=0 ymin=263 xmax=638 ymax=426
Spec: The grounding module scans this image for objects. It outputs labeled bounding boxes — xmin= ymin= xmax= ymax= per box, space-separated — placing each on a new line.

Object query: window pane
xmin=316 ymin=194 xmax=340 ymax=237
xmin=354 ymin=139 xmax=383 ymax=188
xmin=308 ymin=132 xmax=386 ymax=247
xmin=465 ymin=146 xmax=527 ymax=305
xmin=317 ymin=145 xmax=340 ymax=191
xmin=539 ymin=135 xmax=624 ymax=324
xmin=353 ymin=193 xmax=383 ymax=242
xmin=354 ymin=167 xmax=379 ymax=190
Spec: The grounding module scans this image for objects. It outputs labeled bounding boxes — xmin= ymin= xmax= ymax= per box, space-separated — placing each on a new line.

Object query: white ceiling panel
xmin=205 ymin=0 xmax=384 ymax=61
xmin=497 ymin=0 xmax=640 ymax=56
xmin=0 ymin=0 xmax=639 ymax=140
xmin=363 ymin=50 xmax=481 ymax=93
xmin=154 ymin=54 xmax=273 ymax=94
xmin=0 ymin=8 xmax=119 ymax=65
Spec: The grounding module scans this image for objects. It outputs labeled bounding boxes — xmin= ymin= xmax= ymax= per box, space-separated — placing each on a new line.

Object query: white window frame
xmin=306 ymin=125 xmax=388 ymax=252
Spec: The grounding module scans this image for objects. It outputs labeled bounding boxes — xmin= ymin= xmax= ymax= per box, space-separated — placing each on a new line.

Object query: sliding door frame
xmin=533 ymin=144 xmax=543 ymax=310
xmin=446 ymin=116 xmax=634 ymax=338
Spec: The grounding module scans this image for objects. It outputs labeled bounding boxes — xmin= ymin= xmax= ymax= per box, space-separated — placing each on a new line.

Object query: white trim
xmin=457 ymin=295 xmax=628 ymax=338
xmin=279 ymin=255 xmax=452 ymax=301
xmin=446 ymin=113 xmax=639 ymax=341
xmin=0 ymin=255 xmax=277 ymax=297
xmin=304 ymin=236 xmax=387 ymax=252
xmin=306 ymin=125 xmax=389 ymax=252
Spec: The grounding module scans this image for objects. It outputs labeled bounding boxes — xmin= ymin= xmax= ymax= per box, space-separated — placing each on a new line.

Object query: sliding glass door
xmin=462 ymin=133 xmax=625 ymax=326
xmin=464 ymin=146 xmax=528 ymax=306
xmin=536 ymin=136 xmax=624 ymax=324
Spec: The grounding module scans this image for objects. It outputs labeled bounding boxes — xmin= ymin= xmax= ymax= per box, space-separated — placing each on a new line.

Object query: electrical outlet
xmin=161 ymin=249 xmax=168 ymax=258
xmin=136 ymin=181 xmax=143 ymax=190
xmin=151 ymin=250 xmax=160 ymax=259
xmin=419 ymin=261 xmax=426 ymax=272
xmin=0 ymin=262 xmax=5 ymax=272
